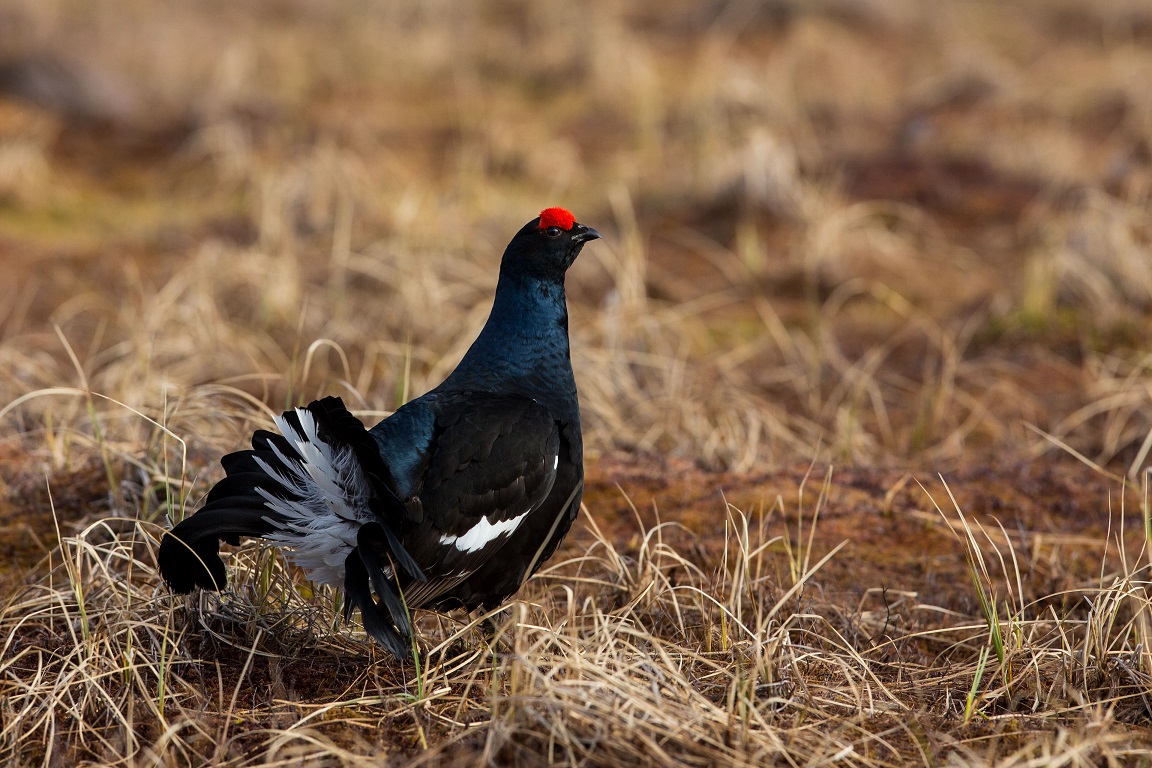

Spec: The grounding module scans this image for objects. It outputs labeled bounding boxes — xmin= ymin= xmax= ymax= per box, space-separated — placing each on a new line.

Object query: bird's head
xmin=502 ymin=207 xmax=601 ymax=279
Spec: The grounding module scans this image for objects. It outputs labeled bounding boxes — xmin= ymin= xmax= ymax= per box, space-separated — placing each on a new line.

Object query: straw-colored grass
xmin=3 ymin=0 xmax=1152 ymax=764
xmin=2 ymin=468 xmax=1150 ymax=765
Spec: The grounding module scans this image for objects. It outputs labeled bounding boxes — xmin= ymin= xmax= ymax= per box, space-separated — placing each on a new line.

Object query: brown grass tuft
xmin=3 ymin=0 xmax=1152 ymax=763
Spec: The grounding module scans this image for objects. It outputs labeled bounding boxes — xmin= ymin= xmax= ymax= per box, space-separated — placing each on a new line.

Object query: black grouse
xmin=158 ymin=208 xmax=599 ymax=658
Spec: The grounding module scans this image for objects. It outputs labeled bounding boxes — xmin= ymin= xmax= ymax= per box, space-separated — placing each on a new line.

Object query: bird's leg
xmin=478 ymin=607 xmax=514 ymax=654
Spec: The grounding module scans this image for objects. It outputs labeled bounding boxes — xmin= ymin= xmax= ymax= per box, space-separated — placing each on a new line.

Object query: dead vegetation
xmin=2 ymin=466 xmax=1150 ymax=766
xmin=2 ymin=0 xmax=1152 ymax=764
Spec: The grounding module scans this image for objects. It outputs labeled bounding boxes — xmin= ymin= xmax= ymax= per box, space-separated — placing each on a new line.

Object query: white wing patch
xmin=257 ymin=408 xmax=373 ymax=587
xmin=436 ymin=449 xmax=559 ymax=555
xmin=438 ymin=508 xmax=532 ymax=553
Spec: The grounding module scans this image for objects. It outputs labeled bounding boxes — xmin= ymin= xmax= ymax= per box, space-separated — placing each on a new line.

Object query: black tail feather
xmin=371 ymin=517 xmax=426 ymax=583
xmin=157 ymin=395 xmax=423 ymax=659
xmin=158 ymin=506 xmax=280 ymax=593
xmin=344 ymin=549 xmax=412 ymax=659
xmin=356 ymin=523 xmax=413 ymax=631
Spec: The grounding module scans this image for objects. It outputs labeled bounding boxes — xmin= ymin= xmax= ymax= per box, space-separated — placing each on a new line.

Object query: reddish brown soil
xmin=2 ymin=442 xmax=1130 ymax=631
xmin=583 ymin=454 xmax=1136 ymax=618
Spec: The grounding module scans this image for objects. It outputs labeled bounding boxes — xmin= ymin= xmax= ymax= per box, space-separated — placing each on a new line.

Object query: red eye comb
xmin=539 ymin=207 xmax=575 ymax=231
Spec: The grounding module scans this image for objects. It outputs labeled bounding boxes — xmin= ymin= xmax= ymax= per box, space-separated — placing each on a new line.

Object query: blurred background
xmin=2 ymin=0 xmax=1152 ymax=477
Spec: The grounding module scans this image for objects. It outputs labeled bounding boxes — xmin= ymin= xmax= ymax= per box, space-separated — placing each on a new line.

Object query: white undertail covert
xmin=255 ymin=408 xmax=374 ymax=587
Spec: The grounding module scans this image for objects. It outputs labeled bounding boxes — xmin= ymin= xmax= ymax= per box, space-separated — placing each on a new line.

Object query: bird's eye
xmin=544 ymin=226 xmax=563 ymax=238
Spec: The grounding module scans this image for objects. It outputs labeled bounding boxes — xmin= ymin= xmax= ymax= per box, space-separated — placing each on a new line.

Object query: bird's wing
xmin=397 ymin=392 xmax=561 ymax=608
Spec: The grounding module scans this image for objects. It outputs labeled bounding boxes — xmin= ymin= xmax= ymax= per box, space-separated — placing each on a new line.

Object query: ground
xmin=2 ymin=1 xmax=1152 ymax=766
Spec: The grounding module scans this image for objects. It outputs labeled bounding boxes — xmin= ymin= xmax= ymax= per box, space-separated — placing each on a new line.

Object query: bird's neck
xmin=445 ymin=272 xmax=574 ymax=397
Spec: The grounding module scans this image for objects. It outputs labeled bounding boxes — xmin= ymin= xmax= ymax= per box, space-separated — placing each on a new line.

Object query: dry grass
xmin=2 ymin=472 xmax=1150 ymax=766
xmin=3 ymin=0 xmax=1152 ymax=764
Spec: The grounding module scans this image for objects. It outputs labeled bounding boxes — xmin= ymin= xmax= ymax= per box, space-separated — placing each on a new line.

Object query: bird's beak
xmin=573 ymin=225 xmax=601 ymax=243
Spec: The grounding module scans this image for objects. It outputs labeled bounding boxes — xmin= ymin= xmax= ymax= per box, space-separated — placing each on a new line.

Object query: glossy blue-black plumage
xmin=158 ymin=212 xmax=599 ymax=658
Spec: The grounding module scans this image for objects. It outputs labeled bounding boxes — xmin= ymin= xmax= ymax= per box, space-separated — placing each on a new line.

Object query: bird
xmin=158 ymin=207 xmax=600 ymax=658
